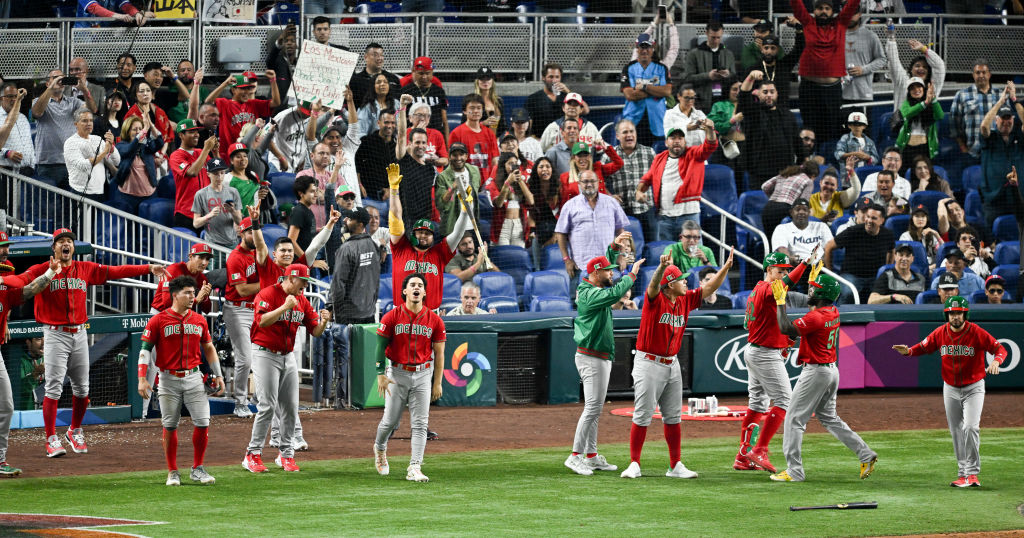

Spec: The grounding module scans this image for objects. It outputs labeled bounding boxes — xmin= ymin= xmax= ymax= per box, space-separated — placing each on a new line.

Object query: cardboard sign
xmin=153 ymin=0 xmax=196 ymax=19
xmin=289 ymin=40 xmax=358 ymax=109
xmin=203 ymin=0 xmax=256 ymax=23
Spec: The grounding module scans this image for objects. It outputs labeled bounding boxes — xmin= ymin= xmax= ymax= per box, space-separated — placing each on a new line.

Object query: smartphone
xmin=658 ymin=3 xmax=667 ymax=19
xmin=60 ymin=76 xmax=79 ymax=86
xmin=260 ymin=180 xmax=271 ymax=189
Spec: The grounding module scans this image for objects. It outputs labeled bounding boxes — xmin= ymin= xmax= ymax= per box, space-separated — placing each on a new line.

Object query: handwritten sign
xmin=203 ymin=0 xmax=256 ymax=24
xmin=154 ymin=0 xmax=196 ymax=19
xmin=289 ymin=40 xmax=359 ymax=109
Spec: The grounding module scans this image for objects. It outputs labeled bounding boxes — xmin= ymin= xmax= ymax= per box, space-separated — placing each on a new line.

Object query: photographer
xmin=486 ymin=152 xmax=535 ymax=247
xmin=32 ymin=70 xmax=85 ymax=188
xmin=955 ymin=226 xmax=996 ymax=278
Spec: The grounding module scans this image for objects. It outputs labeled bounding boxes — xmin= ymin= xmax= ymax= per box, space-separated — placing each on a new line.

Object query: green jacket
xmin=707 ymin=100 xmax=736 ymax=137
xmin=435 ymin=164 xmax=482 ymax=236
xmin=896 ymin=100 xmax=944 ymax=159
xmin=574 ymin=272 xmax=636 ymax=360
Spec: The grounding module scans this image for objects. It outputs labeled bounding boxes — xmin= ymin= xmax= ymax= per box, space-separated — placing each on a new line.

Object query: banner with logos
xmin=436 ymin=333 xmax=497 ymax=407
xmin=202 ymin=0 xmax=256 ymax=24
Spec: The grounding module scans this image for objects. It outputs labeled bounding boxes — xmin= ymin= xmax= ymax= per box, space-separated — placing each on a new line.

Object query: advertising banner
xmin=436 ymin=333 xmax=497 ymax=407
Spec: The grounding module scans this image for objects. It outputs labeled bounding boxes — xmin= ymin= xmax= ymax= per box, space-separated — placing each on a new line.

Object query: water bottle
xmin=842 ymin=63 xmax=855 ymax=86
xmin=886 ymin=18 xmax=895 ymax=34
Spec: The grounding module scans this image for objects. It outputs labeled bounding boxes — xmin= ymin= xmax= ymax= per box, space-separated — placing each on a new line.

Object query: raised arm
xmin=205 ymin=74 xmax=233 ymax=105
xmin=248 ymin=205 xmax=270 ymax=265
xmin=647 ymin=253 xmax=671 ymax=301
xmin=701 ymin=248 xmax=734 ymax=299
xmin=980 ymin=87 xmax=1009 ymax=138
xmin=265 ymin=69 xmax=281 ymax=109
xmin=387 ymin=163 xmax=405 ymax=245
xmin=445 ymin=199 xmax=472 ymax=251
xmin=838 ymin=166 xmax=862 ymax=207
xmin=188 ymin=68 xmax=205 ymax=120
xmin=304 ymin=207 xmax=340 ymax=264
xmin=396 ymin=94 xmax=412 ymax=160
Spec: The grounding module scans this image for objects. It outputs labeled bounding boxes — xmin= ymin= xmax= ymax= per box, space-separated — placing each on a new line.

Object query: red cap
xmin=284 ymin=263 xmax=312 ymax=281
xmin=0 ymin=231 xmax=10 ymax=246
xmin=189 ymin=243 xmax=213 ymax=257
xmin=413 ymin=56 xmax=433 ymax=71
xmin=660 ymin=265 xmax=686 ymax=288
xmin=228 ymin=142 xmax=247 ymax=156
xmin=586 ymin=256 xmax=616 ymax=276
xmin=239 ymin=217 xmax=254 ymax=231
xmin=985 ymin=274 xmax=1006 ymax=287
xmin=52 ymin=228 xmax=76 ymax=242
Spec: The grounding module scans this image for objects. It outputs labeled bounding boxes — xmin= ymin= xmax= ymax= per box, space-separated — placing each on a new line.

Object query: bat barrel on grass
xmin=789 ymin=502 xmax=878 ymax=511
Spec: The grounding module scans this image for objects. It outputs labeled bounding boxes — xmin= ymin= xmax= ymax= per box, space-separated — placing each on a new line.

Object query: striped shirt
xmin=950 ymin=84 xmax=1002 ymax=158
xmin=32 ymin=96 xmax=83 ymax=165
xmin=0 ymin=110 xmax=36 ymax=170
xmin=761 ymin=172 xmax=814 ymax=204
xmin=605 ymin=144 xmax=655 ymax=215
xmin=554 ymin=192 xmax=629 ymax=270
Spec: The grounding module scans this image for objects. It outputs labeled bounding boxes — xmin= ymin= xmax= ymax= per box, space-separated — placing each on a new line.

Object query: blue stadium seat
xmin=732 ymin=290 xmax=752 ymax=309
xmin=439 ymin=299 xmax=462 ymax=312
xmin=266 ymin=2 xmax=299 ymax=24
xmin=642 ymin=240 xmax=675 ymax=266
xmin=139 ymin=198 xmax=174 ymax=228
xmin=915 ymin=290 xmax=938 ymax=304
xmin=624 ymin=216 xmax=645 ymax=256
xmin=488 ymin=245 xmax=532 ymax=293
xmin=908 ymin=191 xmax=948 ymax=229
xmin=356 ymin=1 xmax=401 ymax=24
xmin=161 ymin=233 xmax=192 ymax=263
xmin=156 ymin=175 xmax=175 ymax=200
xmin=961 ymin=165 xmax=982 ymax=192
xmin=480 ymin=296 xmax=519 ymax=313
xmin=542 ymin=243 xmax=566 ymax=271
xmin=379 ymin=275 xmax=393 ymax=300
xmin=875 ymin=263 xmax=896 ymax=279
xmin=269 ymin=173 xmax=296 ymax=206
xmin=473 ymin=272 xmax=516 ymax=298
xmin=477 ymin=193 xmax=493 ymax=221
xmin=701 ymin=164 xmax=738 ymax=216
xmin=969 ymin=290 xmax=1010 ymax=304
xmin=875 ymin=112 xmax=894 ymax=144
xmin=993 ymin=215 xmax=1020 ymax=242
xmin=993 ymin=264 xmax=1019 ymax=297
xmin=261 ymin=223 xmax=288 ymax=249
xmin=443 ymin=272 xmax=462 ymax=302
xmin=478 ymin=220 xmax=491 ymax=242
xmin=529 ymin=295 xmax=573 ymax=312
xmin=937 ymin=241 xmax=957 ymax=263
xmin=686 ymin=265 xmax=730 ymax=294
xmin=361 ymin=198 xmax=389 ymax=219
xmin=737 ymin=191 xmax=768 ymax=257
xmin=855 ymin=165 xmax=883 ymax=184
xmin=638 ymin=266 xmax=658 ymax=293
xmin=895 ymin=240 xmax=930 ymax=277
xmin=379 ymin=299 xmax=394 ymax=314
xmin=963 ymin=190 xmax=983 ymax=222
xmin=884 ymin=214 xmax=910 ymax=237
xmin=523 ymin=270 xmax=571 ymax=304
xmin=995 ymin=241 xmax=1020 ymax=265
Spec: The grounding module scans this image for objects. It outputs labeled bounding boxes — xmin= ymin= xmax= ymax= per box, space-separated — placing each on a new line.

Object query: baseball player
xmin=138 ymin=276 xmax=226 ymax=486
xmin=565 ymin=248 xmax=645 ymax=476
xmin=893 ymin=296 xmax=1005 ymax=487
xmin=621 ymin=249 xmax=733 ymax=480
xmin=8 ymin=228 xmax=164 ymax=457
xmin=373 ymin=272 xmax=446 ymax=483
xmin=142 ymin=243 xmax=214 ymax=418
xmin=242 ymin=264 xmax=330 ymax=473
xmin=0 ymin=232 xmax=62 ymax=477
xmin=734 ymin=246 xmax=818 ymax=473
xmin=767 ymin=271 xmax=878 ymax=482
xmin=224 ymin=217 xmax=260 ymax=418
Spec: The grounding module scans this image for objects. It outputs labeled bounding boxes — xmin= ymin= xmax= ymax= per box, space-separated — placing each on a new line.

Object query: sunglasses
xmin=681 ymin=234 xmax=701 ymax=240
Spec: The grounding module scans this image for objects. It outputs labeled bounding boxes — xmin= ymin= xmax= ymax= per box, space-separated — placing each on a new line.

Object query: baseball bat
xmin=789 ymin=502 xmax=877 ymax=511
xmin=455 ymin=190 xmax=492 ymax=269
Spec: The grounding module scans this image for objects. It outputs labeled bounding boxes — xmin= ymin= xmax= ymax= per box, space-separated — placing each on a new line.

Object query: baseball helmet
xmin=762 ymin=251 xmax=792 ymax=271
xmin=943 ymin=295 xmax=969 ymax=320
xmin=808 ymin=273 xmax=841 ymax=302
xmin=410 ymin=219 xmax=436 ymax=248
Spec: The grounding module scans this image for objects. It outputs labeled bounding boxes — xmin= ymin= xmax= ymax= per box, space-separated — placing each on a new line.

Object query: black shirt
xmin=834 ymin=224 xmax=895 ymax=280
xmin=289 ymin=202 xmax=316 ymax=251
xmin=350 ymin=69 xmax=401 ymax=107
xmin=737 ymin=89 xmax=800 ymax=187
xmin=525 ymin=90 xmax=565 ymax=138
xmin=355 ymin=132 xmax=397 ymax=201
xmin=870 ymin=268 xmax=927 ymax=303
xmin=400 ymin=83 xmax=448 ymax=133
xmin=397 ymin=154 xmax=436 ymax=230
xmin=700 ymin=294 xmax=734 ymax=309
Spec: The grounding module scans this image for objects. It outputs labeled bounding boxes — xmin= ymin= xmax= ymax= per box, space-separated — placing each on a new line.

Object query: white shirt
xmin=453 ymin=169 xmax=476 ymax=230
xmin=540 ymin=119 xmax=603 ymax=152
xmin=518 ymin=136 xmax=544 ymax=164
xmin=0 ymin=108 xmax=36 ymax=169
xmin=659 ymin=156 xmax=687 ymax=217
xmin=269 ymin=107 xmax=313 ymax=172
xmin=662 ymin=106 xmax=707 ymax=148
xmin=63 ymin=133 xmax=120 ymax=195
xmin=862 ymin=172 xmax=912 ymax=200
xmin=771 ymin=221 xmax=834 ymax=261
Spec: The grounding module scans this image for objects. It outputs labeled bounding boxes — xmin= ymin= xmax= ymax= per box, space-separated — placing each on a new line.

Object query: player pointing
xmin=768 ymin=270 xmax=878 ymax=482
xmin=892 ymin=297 xmax=1005 ymax=487
xmin=139 ymin=276 xmax=225 ymax=486
xmin=621 ymin=249 xmax=733 ymax=480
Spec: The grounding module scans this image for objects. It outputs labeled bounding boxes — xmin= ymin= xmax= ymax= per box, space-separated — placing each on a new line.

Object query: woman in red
xmin=485 ymin=153 xmax=535 ymax=247
xmin=558 ymin=141 xmax=622 ymax=208
xmin=124 ymin=81 xmax=172 ymax=161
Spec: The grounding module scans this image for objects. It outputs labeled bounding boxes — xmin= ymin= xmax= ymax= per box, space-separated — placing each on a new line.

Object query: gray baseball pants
xmin=943 ymin=379 xmax=985 ymax=477
xmin=572 ymin=352 xmax=612 ymax=455
xmin=745 ymin=345 xmax=792 ymax=413
xmin=374 ymin=364 xmax=433 ymax=466
xmin=0 ymin=352 xmax=12 ymax=463
xmin=158 ymin=370 xmax=211 ymax=429
xmin=247 ymin=347 xmax=297 ymax=459
xmin=142 ymin=308 xmax=161 ymax=415
xmin=271 ymin=326 xmax=306 ymax=444
xmin=43 ymin=326 xmax=89 ymax=399
xmin=223 ymin=304 xmax=254 ymax=406
xmin=630 ymin=351 xmax=683 ymax=427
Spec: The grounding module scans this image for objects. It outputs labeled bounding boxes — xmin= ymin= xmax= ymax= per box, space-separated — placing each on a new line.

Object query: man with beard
xmin=526 ymin=63 xmax=572 ymax=139
xmin=355 ymin=109 xmax=397 ymax=201
xmin=606 ymin=119 xmax=656 ymax=242
xmin=395 ymin=95 xmax=438 ymax=229
xmin=738 ymin=71 xmax=799 ymax=189
xmin=400 ymin=57 xmax=449 ymax=142
xmin=951 ymin=59 xmax=1002 ymax=162
xmin=161 ymin=60 xmax=206 ymax=123
xmin=435 ymin=143 xmax=482 ymax=236
xmin=771 ymin=198 xmax=834 ymax=266
xmin=840 ymin=12 xmax=886 ymax=102
xmin=445 ymin=232 xmax=497 ymax=282
xmin=750 ymin=30 xmax=804 ymax=107
xmin=109 ymin=53 xmax=137 ymax=109
xmin=797 ymin=128 xmax=826 ymax=166
xmin=224 ymin=217 xmax=261 ymax=418
xmin=620 ymin=32 xmax=673 ymax=148
xmin=556 ymin=171 xmax=630 ymax=289
xmin=205 ymin=69 xmax=281 ymax=161
xmin=824 ymin=202 xmax=894 ymax=303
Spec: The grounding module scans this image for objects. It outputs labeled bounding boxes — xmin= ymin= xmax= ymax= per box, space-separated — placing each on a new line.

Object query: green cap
xmin=231 ymin=73 xmax=257 ymax=88
xmin=762 ymin=252 xmax=793 ymax=271
xmin=571 ymin=142 xmax=591 ymax=155
xmin=809 ymin=273 xmax=841 ymax=302
xmin=412 ymin=219 xmax=435 ymax=233
xmin=175 ymin=118 xmax=201 ymax=133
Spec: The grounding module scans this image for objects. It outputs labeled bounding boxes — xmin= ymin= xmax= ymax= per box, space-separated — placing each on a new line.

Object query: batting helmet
xmin=809 ymin=273 xmax=841 ymax=302
xmin=943 ymin=295 xmax=969 ymax=320
xmin=762 ymin=251 xmax=793 ymax=272
xmin=410 ymin=219 xmax=437 ymax=248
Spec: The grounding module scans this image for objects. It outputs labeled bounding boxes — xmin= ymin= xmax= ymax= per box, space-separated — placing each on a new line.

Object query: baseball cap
xmin=284 ymin=263 xmax=313 ymax=282
xmin=239 ymin=217 xmax=254 ymax=231
xmin=814 ymin=0 xmax=835 ymax=8
xmin=752 ymin=19 xmax=772 ymax=31
xmin=500 ymin=132 xmax=518 ymax=144
xmin=895 ymin=243 xmax=915 ymax=255
xmin=298 ymin=100 xmax=314 ymax=115
xmin=762 ymin=251 xmax=792 ymax=271
xmin=847 ymin=111 xmax=868 ymax=125
xmin=336 ymin=185 xmax=356 ymax=198
xmin=206 ymin=158 xmax=229 ymax=173
xmin=189 ymin=243 xmax=214 ymax=257
xmin=319 ymin=122 xmax=344 ymax=141
xmin=636 ymin=33 xmax=655 ymax=47
xmin=761 ymin=34 xmax=780 ymax=47
xmin=791 ymin=197 xmax=810 ymax=208
xmin=853 ymin=197 xmax=874 ymax=211
xmin=413 ymin=219 xmax=436 ymax=233
xmin=586 ymin=255 xmax=616 ymax=275
xmin=0 ymin=231 xmax=10 ymax=246
xmin=911 ymin=203 xmax=929 ymax=216
xmin=571 ymin=142 xmax=591 ymax=155
xmin=985 ymin=274 xmax=1006 ymax=288
xmin=945 ymin=247 xmax=965 ymax=261
xmin=176 ymin=118 xmax=202 ymax=133
xmin=997 ymin=103 xmax=1015 ymax=118
xmin=564 ymin=92 xmax=584 ymax=105
xmin=231 ymin=72 xmax=257 ymax=88
xmin=413 ymin=56 xmax=433 ymax=71
xmin=347 ymin=206 xmax=371 ymax=226
xmin=665 ymin=126 xmax=686 ymax=138
xmin=449 ymin=142 xmax=468 ymax=155
xmin=476 ymin=66 xmax=495 ymax=79
xmin=660 ymin=265 xmax=687 ymax=287
xmin=228 ymin=142 xmax=247 ymax=157
xmin=52 ymin=228 xmax=76 ymax=243
xmin=509 ymin=108 xmax=530 ymax=123
xmin=937 ymin=272 xmax=960 ymax=289
xmin=907 ymin=76 xmax=925 ymax=89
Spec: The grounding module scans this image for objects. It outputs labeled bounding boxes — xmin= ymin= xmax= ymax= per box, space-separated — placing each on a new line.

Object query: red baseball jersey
xmin=636 ymin=288 xmax=701 ymax=357
xmin=168 ymin=147 xmax=210 ymax=218
xmin=141 ymin=308 xmax=212 ymax=371
xmin=0 ymin=281 xmax=24 ymax=338
xmin=390 ymin=235 xmax=455 ymax=310
xmin=150 ymin=261 xmax=211 ymax=311
xmin=744 ymin=264 xmax=806 ymax=349
xmin=215 ymin=97 xmax=272 ymax=161
xmin=251 ymin=283 xmax=320 ymax=354
xmin=793 ymin=306 xmax=840 ymax=364
xmin=377 ymin=303 xmax=446 ymax=365
xmin=909 ymin=322 xmax=1007 ymax=387
xmin=14 ymin=261 xmax=150 ymax=325
xmin=225 ymin=244 xmax=258 ymax=304
xmin=256 ymin=253 xmax=308 ymax=288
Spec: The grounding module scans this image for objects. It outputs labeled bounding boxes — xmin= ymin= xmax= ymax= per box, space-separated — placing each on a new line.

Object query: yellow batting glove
xmin=770 ymin=279 xmax=788 ymax=306
xmin=808 ymin=259 xmax=823 ymax=284
xmin=387 ymin=163 xmax=402 ymax=191
xmin=456 ymin=193 xmax=468 ymax=213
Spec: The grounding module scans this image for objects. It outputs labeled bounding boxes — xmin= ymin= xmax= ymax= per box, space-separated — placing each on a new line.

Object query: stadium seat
xmin=961 ymin=165 xmax=982 ymax=192
xmin=737 ymin=191 xmax=768 ymax=256
xmin=477 ymin=220 xmax=491 ymax=242
xmin=523 ymin=270 xmax=570 ymax=304
xmin=969 ymin=290 xmax=1009 ymax=304
xmin=624 ymin=216 xmax=645 ymax=256
xmin=992 ymin=265 xmax=1019 ymax=296
xmin=269 ymin=173 xmax=297 ymax=206
xmin=638 ymin=266 xmax=658 ymax=293
xmin=261 ymin=223 xmax=288 ymax=248
xmin=915 ymin=290 xmax=938 ymax=304
xmin=265 ymin=1 xmax=299 ymax=24
xmin=479 ymin=296 xmax=519 ymax=313
xmin=642 ymin=240 xmax=675 ymax=266
xmin=477 ymin=193 xmax=493 ymax=221
xmin=361 ymin=198 xmax=389 ymax=220
xmin=875 ymin=263 xmax=896 ymax=279
xmin=993 ymin=215 xmax=1020 ymax=242
xmin=542 ymin=243 xmax=566 ymax=271
xmin=963 ymin=190 xmax=983 ymax=222
xmin=379 ymin=298 xmax=394 ymax=314
xmin=356 ymin=1 xmax=401 ymax=24
xmin=443 ymin=273 xmax=462 ymax=302
xmin=473 ymin=272 xmax=516 ymax=298
xmin=529 ymin=295 xmax=573 ymax=312
xmin=732 ymin=290 xmax=752 ymax=309
xmin=995 ymin=241 xmax=1020 ymax=265
xmin=378 ymin=275 xmax=393 ymax=300
xmin=937 ymin=241 xmax=957 ymax=263
xmin=908 ymin=191 xmax=947 ymax=229
xmin=894 ymin=240 xmax=930 ymax=277
xmin=855 ymin=165 xmax=883 ymax=184
xmin=701 ymin=164 xmax=737 ymax=216
xmin=686 ymin=265 xmax=730 ymax=294
xmin=439 ymin=299 xmax=461 ymax=312
xmin=156 ymin=174 xmax=175 ymax=199
xmin=488 ymin=245 xmax=532 ymax=293
xmin=161 ymin=233 xmax=192 ymax=262
xmin=884 ymin=214 xmax=910 ymax=237
xmin=139 ymin=198 xmax=174 ymax=228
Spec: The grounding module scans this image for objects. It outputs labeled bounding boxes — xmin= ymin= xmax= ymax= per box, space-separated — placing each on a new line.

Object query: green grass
xmin=3 ymin=428 xmax=1023 ymax=537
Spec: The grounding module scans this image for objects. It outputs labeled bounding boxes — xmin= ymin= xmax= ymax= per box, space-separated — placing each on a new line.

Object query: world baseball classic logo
xmin=443 ymin=342 xmax=492 ymax=397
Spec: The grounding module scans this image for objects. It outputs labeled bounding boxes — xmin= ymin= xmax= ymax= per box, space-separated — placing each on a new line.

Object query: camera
xmin=59 ymin=76 xmax=79 ymax=86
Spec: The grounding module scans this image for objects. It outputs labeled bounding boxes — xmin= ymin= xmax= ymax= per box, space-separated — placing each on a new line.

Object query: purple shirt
xmin=555 ymin=193 xmax=629 ymax=270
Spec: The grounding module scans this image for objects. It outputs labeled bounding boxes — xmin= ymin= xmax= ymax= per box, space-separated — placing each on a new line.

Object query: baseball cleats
xmin=0 ymin=462 xmax=22 ymax=477
xmin=406 ymin=464 xmax=429 ymax=482
xmin=190 ymin=465 xmax=216 ymax=485
xmin=950 ymin=476 xmax=969 ymax=487
xmin=45 ymin=435 xmax=66 ymax=458
xmin=166 ymin=470 xmax=181 ymax=486
xmin=967 ymin=475 xmax=980 ymax=487
xmin=620 ymin=461 xmax=642 ymax=479
xmin=665 ymin=462 xmax=698 ymax=479
xmin=860 ymin=456 xmax=877 ymax=479
xmin=242 ymin=451 xmax=268 ymax=473
xmin=294 ymin=439 xmax=309 ymax=451
xmin=426 ymin=430 xmax=439 ymax=441
xmin=563 ymin=454 xmax=593 ymax=476
xmin=732 ymin=452 xmax=759 ymax=471
xmin=65 ymin=428 xmax=88 ymax=454
xmin=233 ymin=404 xmax=253 ymax=418
xmin=275 ymin=455 xmax=300 ymax=472
xmin=374 ymin=448 xmax=390 ymax=476
xmin=585 ymin=454 xmax=618 ymax=472
xmin=744 ymin=448 xmax=777 ymax=473
xmin=770 ymin=470 xmax=796 ymax=482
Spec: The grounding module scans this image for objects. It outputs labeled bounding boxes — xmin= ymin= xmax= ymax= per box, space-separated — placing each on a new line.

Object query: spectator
xmin=450 ymin=94 xmax=498 ymax=172
xmin=706 ymin=81 xmax=745 ymax=168
xmin=885 ymin=31 xmax=946 ymax=113
xmin=555 ymin=171 xmax=629 ymax=283
xmin=161 ymin=60 xmax=206 ymax=124
xmin=400 ymin=57 xmax=448 ymax=141
xmin=610 ymin=234 xmax=636 ymax=273
xmin=92 ymin=91 xmax=124 ymax=141
xmin=289 ymin=175 xmax=319 ymax=255
xmin=955 ymin=225 xmax=996 ymax=278
xmin=868 ymin=243 xmax=926 ymax=304
xmin=123 ymin=81 xmax=173 ymax=161
xmin=620 ymin=32 xmax=673 ymax=147
xmin=295 ymin=142 xmax=333 ymax=228
xmin=771 ymin=198 xmax=834 ymax=265
xmin=76 ymin=0 xmax=148 ymax=27
xmin=66 ymin=57 xmax=104 ymax=115
xmin=328 ymin=206 xmax=380 ymax=371
xmin=841 ymin=12 xmax=886 ymax=102
xmin=755 ymin=29 xmax=805 ymax=106
xmin=195 ymin=102 xmax=220 ymax=147
xmin=14 ymin=336 xmax=44 ymax=411
xmin=509 ymin=108 xmax=543 ymax=164
xmin=446 ymin=232 xmax=496 ymax=282
xmin=824 ymin=201 xmax=894 ymax=303
xmin=791 ymin=0 xmax=861 ymax=144
xmin=930 ymin=248 xmax=985 ymax=297
xmin=445 ymin=281 xmax=495 ymax=315
xmin=900 ymin=203 xmax=942 ymax=271
xmin=473 ymin=67 xmax=505 ymax=136
xmin=910 ymin=155 xmax=954 ymax=197
xmin=663 ymin=85 xmax=707 ymax=148
xmin=0 ymin=84 xmax=34 ymax=176
xmin=526 ymin=63 xmax=571 ymax=139
xmin=31 ymin=70 xmax=84 ymax=187
xmin=366 ymin=204 xmax=390 ymax=265
xmin=169 ymin=119 xmax=216 ymax=232
xmin=810 ymin=166 xmax=860 ymax=224
xmin=835 ymin=111 xmax=879 ymax=178
xmin=863 ymin=147 xmax=911 ymax=199
xmin=951 ymin=59 xmax=1001 ymax=162
xmin=527 ymin=156 xmax=560 ymax=265
xmin=309 ymin=15 xmax=345 ymax=49
xmin=936 ymin=197 xmax=994 ymax=245
xmin=394 ymin=99 xmax=438 ymax=229
xmin=357 ymin=73 xmax=399 ymax=139
xmin=866 ymin=169 xmax=908 ymax=217
xmin=605 ymin=119 xmax=656 ymax=242
xmin=896 ymin=77 xmax=944 ymax=165
xmin=226 ymin=140 xmax=254 ymax=195
xmin=268 ymin=101 xmax=315 ymax=172
xmin=978 ymin=90 xmax=1024 ymax=229
xmin=228 ymin=139 xmax=275 ymax=224
xmin=929 ymin=272 xmax=961 ymax=304
xmin=761 ymin=160 xmax=818 ymax=240
xmin=699 ymin=266 xmax=733 ymax=309
xmin=204 ymin=70 xmax=281 ymax=161
xmin=109 ymin=53 xmax=136 ymax=109
xmin=64 ymin=108 xmax=119 ymax=203
xmin=681 ymin=21 xmax=736 ymax=112
xmin=668 ymin=220 xmax=717 ymax=272
xmin=984 ymin=275 xmax=1007 ymax=304
xmin=487 ymin=152 xmax=535 ymax=247
xmin=740 ymin=19 xmax=782 ymax=72
xmin=796 ymin=128 xmax=826 ymax=166
xmin=637 ymin=123 xmax=718 ymax=240
xmin=558 ymin=141 xmax=622 ymax=204
xmin=192 ymin=158 xmax=243 ymax=249
xmin=113 ymin=114 xmax=162 ymax=214
xmin=629 ymin=11 xmax=679 ymax=76
xmin=354 ymin=108 xmax=397 ymax=201
xmin=540 ymin=93 xmax=601 ymax=152
xmin=140 ymin=62 xmax=169 ymax=107
xmin=611 ymin=289 xmax=639 ymax=311
xmin=403 ymin=102 xmax=448 ymax=171
xmin=322 ymin=93 xmax=364 ymax=208
xmin=737 ymin=70 xmax=799 ymax=189
xmin=349 ymin=43 xmax=401 ymax=104
xmin=435 ymin=143 xmax=481 ymax=236
xmin=544 ymin=120 xmax=579 ymax=178
xmin=267 ymin=23 xmax=298 ymax=107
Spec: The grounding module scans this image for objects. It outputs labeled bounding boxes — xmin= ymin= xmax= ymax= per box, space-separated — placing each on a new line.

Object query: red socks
xmin=629 ymin=424 xmax=648 ymax=462
xmin=739 ymin=410 xmax=765 ymax=452
xmin=664 ymin=423 xmax=681 ymax=468
xmin=754 ymin=406 xmax=787 ymax=451
xmin=193 ymin=427 xmax=209 ymax=467
xmin=43 ymin=397 xmax=59 ymax=438
xmin=586 ymin=453 xmax=596 ymax=459
xmin=70 ymin=396 xmax=89 ymax=430
xmin=163 ymin=428 xmax=178 ymax=471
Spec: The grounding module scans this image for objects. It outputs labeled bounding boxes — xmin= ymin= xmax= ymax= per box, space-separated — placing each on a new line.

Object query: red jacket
xmin=557 ymin=145 xmax=624 ymax=209
xmin=639 ymin=139 xmax=718 ymax=210
xmin=791 ymin=0 xmax=860 ymax=78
